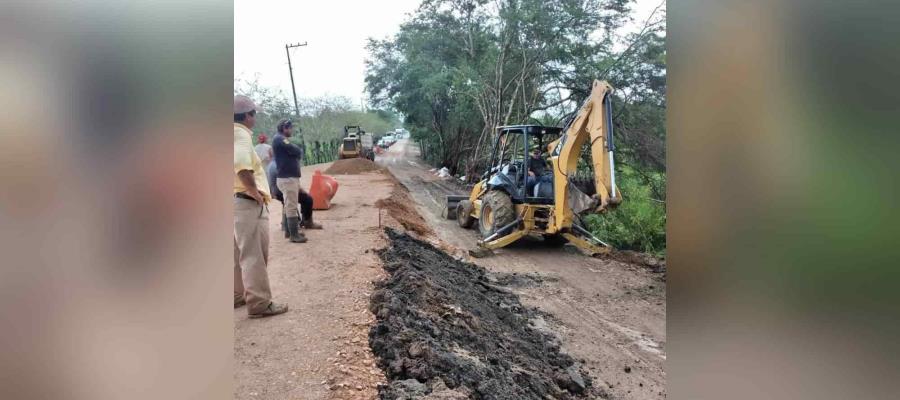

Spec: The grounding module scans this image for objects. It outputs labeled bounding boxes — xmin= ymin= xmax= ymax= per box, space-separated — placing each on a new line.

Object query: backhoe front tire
xmin=457 ymin=200 xmax=475 ymax=229
xmin=479 ymin=190 xmax=516 ymax=239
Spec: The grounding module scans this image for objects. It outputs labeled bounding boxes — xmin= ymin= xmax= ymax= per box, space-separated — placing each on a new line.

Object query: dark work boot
xmin=300 ymin=215 xmax=323 ymax=230
xmin=287 ymin=217 xmax=307 ymax=243
xmin=282 ymin=214 xmax=289 ymax=238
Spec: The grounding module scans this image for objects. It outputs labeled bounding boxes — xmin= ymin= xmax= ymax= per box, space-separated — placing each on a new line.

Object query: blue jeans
xmin=526 ymin=174 xmax=552 ymax=196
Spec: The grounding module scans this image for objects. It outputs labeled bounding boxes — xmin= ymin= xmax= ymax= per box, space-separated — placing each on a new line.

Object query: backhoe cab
xmin=450 ymin=80 xmax=622 ymax=256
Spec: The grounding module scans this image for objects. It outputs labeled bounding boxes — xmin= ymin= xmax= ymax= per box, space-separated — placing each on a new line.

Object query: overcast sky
xmin=234 ymin=0 xmax=664 ymax=107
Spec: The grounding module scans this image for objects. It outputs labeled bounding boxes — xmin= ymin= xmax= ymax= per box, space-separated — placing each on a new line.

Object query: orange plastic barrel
xmin=310 ymin=170 xmax=338 ymax=210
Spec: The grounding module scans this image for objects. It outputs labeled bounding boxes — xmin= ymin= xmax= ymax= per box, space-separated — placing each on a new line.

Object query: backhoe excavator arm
xmin=548 ymin=80 xmax=622 ymax=232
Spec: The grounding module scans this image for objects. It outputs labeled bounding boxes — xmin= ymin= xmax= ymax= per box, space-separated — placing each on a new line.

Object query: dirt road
xmin=235 ymin=140 xmax=665 ymax=400
xmin=234 ymin=163 xmax=392 ymax=400
xmin=379 ymin=140 xmax=667 ymax=399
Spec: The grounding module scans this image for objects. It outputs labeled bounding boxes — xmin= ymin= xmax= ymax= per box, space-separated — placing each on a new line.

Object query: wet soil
xmin=604 ymin=250 xmax=666 ymax=275
xmin=380 ymin=140 xmax=666 ymax=400
xmin=369 ymin=229 xmax=605 ymax=400
xmin=491 ymin=272 xmax=559 ymax=289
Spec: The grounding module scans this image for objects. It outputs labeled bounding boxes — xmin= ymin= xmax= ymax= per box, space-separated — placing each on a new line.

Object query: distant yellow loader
xmin=338 ymin=125 xmax=375 ymax=160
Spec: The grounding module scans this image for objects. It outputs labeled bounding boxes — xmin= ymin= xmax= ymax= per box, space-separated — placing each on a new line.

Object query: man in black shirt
xmin=526 ymin=147 xmax=552 ymax=196
xmin=273 ymin=119 xmax=308 ymax=243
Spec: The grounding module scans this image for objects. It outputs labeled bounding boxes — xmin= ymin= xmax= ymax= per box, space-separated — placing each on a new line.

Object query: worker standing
xmin=254 ymin=133 xmax=273 ymax=168
xmin=272 ymin=119 xmax=307 ymax=243
xmin=267 ymin=161 xmax=323 ymax=238
xmin=233 ymin=95 xmax=288 ymax=318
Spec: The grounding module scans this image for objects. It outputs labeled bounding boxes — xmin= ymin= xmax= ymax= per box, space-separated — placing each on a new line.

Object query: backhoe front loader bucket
xmin=443 ymin=195 xmax=468 ymax=219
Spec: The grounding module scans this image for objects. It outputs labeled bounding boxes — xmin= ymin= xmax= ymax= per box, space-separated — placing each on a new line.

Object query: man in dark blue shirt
xmin=267 ymin=161 xmax=322 ymax=238
xmin=273 ymin=119 xmax=308 ymax=243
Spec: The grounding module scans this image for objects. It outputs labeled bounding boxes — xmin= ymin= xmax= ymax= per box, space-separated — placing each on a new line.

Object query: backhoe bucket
xmin=443 ymin=195 xmax=468 ymax=219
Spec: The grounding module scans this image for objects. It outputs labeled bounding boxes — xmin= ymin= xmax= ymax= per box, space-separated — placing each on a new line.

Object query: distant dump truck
xmin=339 ymin=125 xmax=375 ymax=160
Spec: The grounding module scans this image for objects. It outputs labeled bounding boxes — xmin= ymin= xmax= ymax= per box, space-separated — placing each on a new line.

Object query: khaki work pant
xmin=276 ymin=177 xmax=301 ymax=219
xmin=233 ymin=197 xmax=272 ymax=314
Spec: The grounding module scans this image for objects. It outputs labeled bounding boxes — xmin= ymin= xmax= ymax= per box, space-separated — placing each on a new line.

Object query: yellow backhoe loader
xmin=449 ymin=80 xmax=622 ymax=256
xmin=339 ymin=125 xmax=375 ymax=160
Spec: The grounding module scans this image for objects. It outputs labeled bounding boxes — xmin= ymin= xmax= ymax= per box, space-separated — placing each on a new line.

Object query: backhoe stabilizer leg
xmin=482 ymin=229 xmax=528 ymax=249
xmin=561 ymin=233 xmax=611 ymax=256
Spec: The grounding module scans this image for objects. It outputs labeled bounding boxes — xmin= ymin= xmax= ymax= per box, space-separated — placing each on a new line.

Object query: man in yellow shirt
xmin=234 ymin=95 xmax=288 ymax=318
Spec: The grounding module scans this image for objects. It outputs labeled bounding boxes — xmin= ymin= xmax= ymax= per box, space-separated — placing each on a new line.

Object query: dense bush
xmin=583 ymin=169 xmax=666 ymax=256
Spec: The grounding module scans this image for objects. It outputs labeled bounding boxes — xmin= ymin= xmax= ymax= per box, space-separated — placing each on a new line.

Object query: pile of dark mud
xmin=325 ymin=158 xmax=386 ymax=175
xmin=369 ymin=229 xmax=598 ymax=399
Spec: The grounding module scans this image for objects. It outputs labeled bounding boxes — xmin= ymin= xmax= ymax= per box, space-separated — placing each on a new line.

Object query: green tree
xmin=366 ymin=0 xmax=636 ymax=175
xmin=366 ymin=0 xmax=668 ymax=254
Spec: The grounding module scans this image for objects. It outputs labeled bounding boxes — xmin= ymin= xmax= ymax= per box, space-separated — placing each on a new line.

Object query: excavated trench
xmin=369 ymin=229 xmax=603 ymax=400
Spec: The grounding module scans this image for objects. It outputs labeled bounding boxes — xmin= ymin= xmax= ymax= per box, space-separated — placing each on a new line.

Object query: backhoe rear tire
xmin=457 ymin=200 xmax=475 ymax=229
xmin=479 ymin=190 xmax=516 ymax=239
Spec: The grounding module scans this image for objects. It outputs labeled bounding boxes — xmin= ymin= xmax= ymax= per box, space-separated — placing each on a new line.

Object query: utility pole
xmin=285 ymin=42 xmax=307 ymax=117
